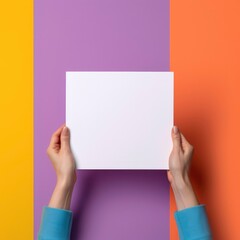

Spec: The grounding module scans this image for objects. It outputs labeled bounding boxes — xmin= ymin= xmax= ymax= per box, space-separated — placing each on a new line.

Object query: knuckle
xmin=51 ymin=133 xmax=56 ymax=139
xmin=46 ymin=147 xmax=51 ymax=155
xmin=188 ymin=144 xmax=194 ymax=152
xmin=174 ymin=134 xmax=180 ymax=140
xmin=61 ymin=135 xmax=70 ymax=140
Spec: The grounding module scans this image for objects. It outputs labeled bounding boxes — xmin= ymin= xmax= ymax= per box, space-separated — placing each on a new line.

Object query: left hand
xmin=46 ymin=124 xmax=77 ymax=189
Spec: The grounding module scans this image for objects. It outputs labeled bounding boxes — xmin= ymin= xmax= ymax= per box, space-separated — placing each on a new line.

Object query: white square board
xmin=66 ymin=71 xmax=173 ymax=169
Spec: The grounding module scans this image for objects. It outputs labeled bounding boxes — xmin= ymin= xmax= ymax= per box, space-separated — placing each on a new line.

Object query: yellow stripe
xmin=0 ymin=1 xmax=33 ymax=239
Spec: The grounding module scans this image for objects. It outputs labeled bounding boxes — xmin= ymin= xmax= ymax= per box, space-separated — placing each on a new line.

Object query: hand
xmin=167 ymin=126 xmax=194 ymax=186
xmin=167 ymin=126 xmax=198 ymax=210
xmin=47 ymin=124 xmax=77 ymax=189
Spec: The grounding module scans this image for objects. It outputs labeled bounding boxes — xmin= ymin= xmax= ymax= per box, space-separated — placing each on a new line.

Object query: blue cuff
xmin=174 ymin=204 xmax=212 ymax=240
xmin=38 ymin=206 xmax=73 ymax=240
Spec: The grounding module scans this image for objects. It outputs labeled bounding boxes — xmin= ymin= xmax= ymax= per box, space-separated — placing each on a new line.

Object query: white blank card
xmin=66 ymin=71 xmax=173 ymax=169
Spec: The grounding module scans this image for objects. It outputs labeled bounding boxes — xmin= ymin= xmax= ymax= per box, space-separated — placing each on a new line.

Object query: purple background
xmin=34 ymin=0 xmax=170 ymax=239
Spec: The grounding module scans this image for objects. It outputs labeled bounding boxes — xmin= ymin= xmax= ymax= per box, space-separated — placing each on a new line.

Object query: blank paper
xmin=66 ymin=71 xmax=173 ymax=169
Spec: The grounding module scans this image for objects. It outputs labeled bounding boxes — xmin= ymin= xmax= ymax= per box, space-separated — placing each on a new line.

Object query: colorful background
xmin=0 ymin=0 xmax=240 ymax=239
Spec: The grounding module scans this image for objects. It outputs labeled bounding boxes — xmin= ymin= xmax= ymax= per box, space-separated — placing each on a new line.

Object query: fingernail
xmin=173 ymin=126 xmax=178 ymax=134
xmin=62 ymin=126 xmax=69 ymax=135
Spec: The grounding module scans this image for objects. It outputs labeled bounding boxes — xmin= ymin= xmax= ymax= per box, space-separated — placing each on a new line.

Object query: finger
xmin=49 ymin=124 xmax=65 ymax=148
xmin=171 ymin=126 xmax=182 ymax=151
xmin=60 ymin=126 xmax=71 ymax=151
xmin=179 ymin=132 xmax=193 ymax=153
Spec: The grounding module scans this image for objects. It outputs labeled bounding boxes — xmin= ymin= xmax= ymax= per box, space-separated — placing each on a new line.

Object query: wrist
xmin=170 ymin=174 xmax=191 ymax=191
xmin=170 ymin=175 xmax=199 ymax=211
xmin=49 ymin=181 xmax=74 ymax=210
xmin=56 ymin=178 xmax=75 ymax=192
xmin=56 ymin=172 xmax=77 ymax=189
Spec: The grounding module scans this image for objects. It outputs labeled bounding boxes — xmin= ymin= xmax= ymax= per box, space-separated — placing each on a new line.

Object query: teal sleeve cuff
xmin=38 ymin=206 xmax=73 ymax=240
xmin=174 ymin=204 xmax=212 ymax=240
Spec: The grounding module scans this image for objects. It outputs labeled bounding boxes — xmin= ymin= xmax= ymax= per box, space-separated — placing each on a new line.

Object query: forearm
xmin=170 ymin=175 xmax=199 ymax=211
xmin=48 ymin=181 xmax=75 ymax=210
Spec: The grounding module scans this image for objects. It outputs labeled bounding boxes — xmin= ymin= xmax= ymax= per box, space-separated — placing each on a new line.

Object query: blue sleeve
xmin=38 ymin=206 xmax=73 ymax=240
xmin=174 ymin=204 xmax=212 ymax=240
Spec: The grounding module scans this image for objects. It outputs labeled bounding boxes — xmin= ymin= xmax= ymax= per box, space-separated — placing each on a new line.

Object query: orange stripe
xmin=170 ymin=0 xmax=240 ymax=239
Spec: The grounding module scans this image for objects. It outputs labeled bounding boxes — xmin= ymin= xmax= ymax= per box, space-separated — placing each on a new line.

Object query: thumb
xmin=171 ymin=126 xmax=181 ymax=151
xmin=61 ymin=126 xmax=71 ymax=150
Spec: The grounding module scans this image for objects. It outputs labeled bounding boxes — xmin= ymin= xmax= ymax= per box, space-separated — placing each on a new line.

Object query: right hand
xmin=167 ymin=126 xmax=194 ymax=187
